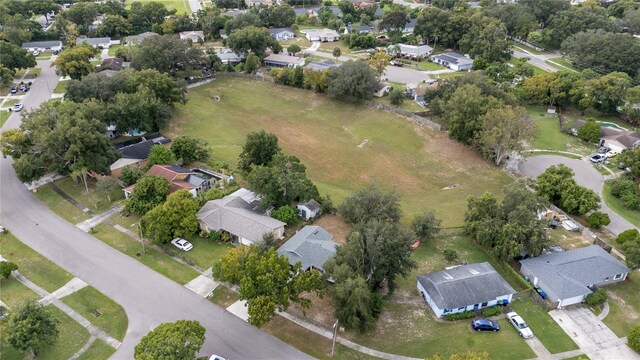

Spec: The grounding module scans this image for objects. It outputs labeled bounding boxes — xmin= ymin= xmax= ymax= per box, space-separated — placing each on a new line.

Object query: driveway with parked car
xmin=518 ymin=155 xmax=635 ymax=236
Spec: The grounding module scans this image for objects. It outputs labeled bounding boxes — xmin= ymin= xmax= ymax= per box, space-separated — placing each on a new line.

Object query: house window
xmin=481 ymin=302 xmax=488 ymax=307
xmin=605 ymin=277 xmax=609 ymax=281
xmin=614 ymin=274 xmax=623 ymax=280
xmin=458 ymin=307 xmax=465 ymax=311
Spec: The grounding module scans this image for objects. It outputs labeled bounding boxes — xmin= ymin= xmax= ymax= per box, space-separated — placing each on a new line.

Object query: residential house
xmin=406 ymin=82 xmax=437 ymax=103
xmin=391 ymin=44 xmax=433 ymax=59
xmin=96 ymin=57 xmax=129 ymax=73
xmin=109 ymin=133 xmax=171 ymax=178
xmin=417 ymin=262 xmax=516 ymax=318
xmin=21 ymin=40 xmax=63 ymax=52
xmin=125 ymin=32 xmax=159 ymax=45
xmin=124 ymin=164 xmax=213 ymax=198
xmin=520 ymin=245 xmax=630 ymax=308
xmin=345 ymin=25 xmax=372 ymax=34
xmin=304 ymin=59 xmax=339 ymax=71
xmin=197 ymin=188 xmax=286 ymax=245
xmin=373 ymin=84 xmax=391 ymax=97
xmin=277 ymin=226 xmax=337 ymax=271
xmin=269 ymin=28 xmax=295 ymax=40
xmin=430 ymin=52 xmax=473 ymax=71
xmin=304 ymin=29 xmax=340 ymax=42
xmin=296 ymin=199 xmax=321 ymax=220
xmin=246 ymin=0 xmax=272 ymax=6
xmin=263 ymin=54 xmax=305 ymax=68
xmin=179 ymin=31 xmax=205 ymax=42
xmin=217 ymin=51 xmax=245 ymax=65
xmin=403 ymin=19 xmax=416 ymax=34
xmin=76 ymin=36 xmax=112 ymax=48
xmin=599 ymin=128 xmax=640 ymax=153
xmin=89 ymin=14 xmax=105 ymax=31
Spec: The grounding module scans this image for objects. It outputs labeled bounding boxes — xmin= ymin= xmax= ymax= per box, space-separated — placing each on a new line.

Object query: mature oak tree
xmin=327 ymin=60 xmax=378 ymax=103
xmin=474 ymin=105 xmax=535 ymax=166
xmin=134 ymin=320 xmax=205 ymax=360
xmin=124 ymin=174 xmax=171 ymax=215
xmin=52 ymin=44 xmax=96 ymax=80
xmin=141 ymin=190 xmax=199 ymax=244
xmin=238 ymin=130 xmax=281 ymax=171
xmin=7 ymin=301 xmax=59 ymax=358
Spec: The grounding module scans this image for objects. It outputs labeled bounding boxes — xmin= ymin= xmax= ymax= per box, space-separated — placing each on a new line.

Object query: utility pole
xmin=331 ymin=319 xmax=339 ymax=355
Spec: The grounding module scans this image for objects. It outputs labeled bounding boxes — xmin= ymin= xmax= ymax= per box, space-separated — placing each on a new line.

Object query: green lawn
xmin=603 ymin=272 xmax=640 ymax=337
xmin=108 ymin=45 xmax=123 ymax=57
xmin=15 ymin=67 xmax=42 ymax=79
xmin=53 ymin=80 xmax=69 ymax=94
xmin=125 ymin=0 xmax=190 ymax=14
xmin=434 ymin=71 xmax=467 ymax=79
xmin=545 ymin=58 xmax=578 ymax=72
xmin=36 ymin=50 xmax=53 ymax=60
xmin=33 ymin=184 xmax=92 ymax=224
xmin=417 ymin=60 xmax=445 ymax=71
xmin=92 ymin=223 xmax=200 ymax=284
xmin=2 ymin=99 xmax=19 ymax=108
xmin=0 ymin=277 xmax=40 ymax=308
xmin=318 ymin=40 xmax=351 ymax=55
xmin=161 ymin=235 xmax=232 ymax=270
xmin=510 ymin=298 xmax=578 ymax=353
xmin=77 ymin=339 xmax=116 ymax=360
xmin=54 ymin=177 xmax=124 ymax=213
xmin=0 ymin=306 xmax=91 ymax=360
xmin=603 ymin=181 xmax=640 ymax=228
xmin=209 ymin=285 xmax=240 ymax=308
xmin=525 ymin=150 xmax=582 ymax=159
xmin=0 ymin=232 xmax=74 ymax=293
xmin=166 ymin=77 xmax=511 ymax=227
xmin=0 ymin=110 xmax=10 ymax=127
xmin=350 ymin=304 xmax=535 ymax=359
xmin=61 ymin=286 xmax=128 ymax=341
xmin=527 ymin=106 xmax=593 ymax=155
xmin=563 ymin=356 xmax=590 ymax=360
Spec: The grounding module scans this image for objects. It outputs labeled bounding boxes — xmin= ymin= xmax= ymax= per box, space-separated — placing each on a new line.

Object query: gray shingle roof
xmin=76 ymin=37 xmax=111 ymax=46
xmin=197 ymin=188 xmax=285 ymax=243
xmin=300 ymin=199 xmax=321 ymax=212
xmin=22 ymin=40 xmax=62 ymax=49
xmin=277 ymin=226 xmax=337 ymax=271
xmin=417 ymin=262 xmax=516 ymax=310
xmin=431 ymin=52 xmax=473 ymax=66
xmin=520 ymin=245 xmax=629 ymax=300
xmin=269 ymin=28 xmax=293 ymax=35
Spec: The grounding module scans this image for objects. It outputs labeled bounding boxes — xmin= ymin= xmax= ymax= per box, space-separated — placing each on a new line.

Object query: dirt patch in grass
xmin=288 ymin=291 xmax=337 ymax=328
xmin=209 ymin=286 xmax=239 ymax=308
xmin=312 ymin=214 xmax=352 ymax=245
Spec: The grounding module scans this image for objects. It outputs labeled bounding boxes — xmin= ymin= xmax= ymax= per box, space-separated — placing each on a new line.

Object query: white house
xmin=21 ymin=40 xmax=63 ymax=52
xmin=417 ymin=262 xmax=516 ymax=318
xmin=520 ymin=246 xmax=630 ymax=308
xmin=197 ymin=188 xmax=286 ymax=245
xmin=269 ymin=28 xmax=295 ymax=41
xmin=296 ymin=199 xmax=321 ymax=220
xmin=179 ymin=31 xmax=205 ymax=42
xmin=390 ymin=44 xmax=433 ymax=59
xmin=305 ymin=29 xmax=340 ymax=42
xmin=430 ymin=52 xmax=473 ymax=71
xmin=76 ymin=37 xmax=111 ymax=48
xmin=263 ymin=53 xmax=305 ymax=68
xmin=599 ymin=128 xmax=640 ymax=153
xmin=373 ymin=84 xmax=391 ymax=97
xmin=217 ymin=51 xmax=245 ymax=65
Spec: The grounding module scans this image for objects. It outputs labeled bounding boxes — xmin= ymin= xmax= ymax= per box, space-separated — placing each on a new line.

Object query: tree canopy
xmin=226 ymin=26 xmax=282 ymax=57
xmin=52 ymin=44 xmax=96 ymax=80
xmin=134 ymin=320 xmax=205 ymax=360
xmin=130 ymin=35 xmax=207 ymax=76
xmin=7 ymin=301 xmax=59 ymax=358
xmin=238 ymin=130 xmax=281 ymax=171
xmin=141 ymin=190 xmax=199 ymax=244
xmin=474 ymin=105 xmax=535 ymax=166
xmin=171 ymin=136 xmax=210 ymax=164
xmin=535 ymin=164 xmax=600 ymax=215
xmin=339 ymin=185 xmax=401 ymax=225
xmin=0 ymin=41 xmax=36 ymax=73
xmin=327 ymin=60 xmax=378 ymax=103
xmin=124 ymin=174 xmax=171 ymax=214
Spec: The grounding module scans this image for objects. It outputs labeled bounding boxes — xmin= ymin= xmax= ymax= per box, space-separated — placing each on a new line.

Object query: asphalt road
xmin=383 ymin=65 xmax=430 ymax=84
xmin=0 ymin=61 xmax=312 ymax=359
xmin=512 ymin=48 xmax=563 ymax=73
xmin=518 ymin=155 xmax=637 ymax=236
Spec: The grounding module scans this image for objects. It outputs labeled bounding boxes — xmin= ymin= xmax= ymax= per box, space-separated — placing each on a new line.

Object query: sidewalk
xmin=76 ymin=204 xmax=123 ymax=232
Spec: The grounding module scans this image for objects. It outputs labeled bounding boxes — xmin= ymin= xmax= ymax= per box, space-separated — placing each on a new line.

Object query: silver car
xmin=170 ymin=238 xmax=193 ymax=251
xmin=507 ymin=312 xmax=534 ymax=338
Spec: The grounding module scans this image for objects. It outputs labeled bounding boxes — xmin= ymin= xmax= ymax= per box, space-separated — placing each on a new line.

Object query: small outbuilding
xmin=417 ymin=262 xmax=516 ymax=318
xmin=297 ymin=199 xmax=321 ymax=220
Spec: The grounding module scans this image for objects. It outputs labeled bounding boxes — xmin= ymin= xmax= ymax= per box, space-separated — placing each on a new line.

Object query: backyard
xmin=166 ymin=77 xmax=512 ymax=227
xmin=125 ymin=0 xmax=190 ymax=14
xmin=527 ymin=105 xmax=593 ymax=155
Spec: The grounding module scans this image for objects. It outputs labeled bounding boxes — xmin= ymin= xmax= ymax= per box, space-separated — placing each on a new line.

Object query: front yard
xmin=54 ymin=177 xmax=124 ymax=213
xmin=602 ymin=271 xmax=640 ymax=337
xmin=166 ymin=77 xmax=512 ymax=227
xmin=53 ymin=80 xmax=70 ymax=94
xmin=510 ymin=298 xmax=578 ymax=353
xmin=61 ymin=286 xmax=128 ymax=340
xmin=33 ymin=185 xmax=92 ymax=224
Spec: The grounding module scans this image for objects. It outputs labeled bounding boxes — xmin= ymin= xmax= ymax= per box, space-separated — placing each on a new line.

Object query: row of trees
xmin=535 ymin=165 xmax=600 ymax=216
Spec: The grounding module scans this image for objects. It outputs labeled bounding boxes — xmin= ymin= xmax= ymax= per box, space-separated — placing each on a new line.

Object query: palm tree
xmin=70 ymin=163 xmax=89 ymax=194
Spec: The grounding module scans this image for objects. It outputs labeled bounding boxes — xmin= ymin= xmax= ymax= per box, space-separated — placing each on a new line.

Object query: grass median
xmin=62 ymin=286 xmax=128 ymax=341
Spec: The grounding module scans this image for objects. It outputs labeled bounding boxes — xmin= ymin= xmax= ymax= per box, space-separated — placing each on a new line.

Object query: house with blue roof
xmin=277 ymin=226 xmax=337 ymax=272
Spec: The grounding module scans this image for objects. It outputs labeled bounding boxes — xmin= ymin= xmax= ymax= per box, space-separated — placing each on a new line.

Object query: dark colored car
xmin=10 ymin=87 xmax=17 ymax=94
xmin=471 ymin=318 xmax=500 ymax=332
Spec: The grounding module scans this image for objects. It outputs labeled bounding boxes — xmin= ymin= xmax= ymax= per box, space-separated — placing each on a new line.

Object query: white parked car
xmin=590 ymin=154 xmax=606 ymax=163
xmin=507 ymin=312 xmax=534 ymax=338
xmin=10 ymin=103 xmax=24 ymax=112
xmin=209 ymin=355 xmax=226 ymax=360
xmin=32 ymin=50 xmax=40 ymax=56
xmin=170 ymin=238 xmax=193 ymax=251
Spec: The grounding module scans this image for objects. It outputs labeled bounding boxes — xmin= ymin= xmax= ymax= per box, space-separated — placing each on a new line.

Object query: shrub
xmin=481 ymin=306 xmax=502 ymax=317
xmin=587 ymin=211 xmax=611 ymax=229
xmin=629 ymin=326 xmax=640 ymax=352
xmin=119 ymin=165 xmax=145 ymax=186
xmin=443 ymin=249 xmax=458 ymax=262
xmin=207 ymin=230 xmax=221 ymax=242
xmin=271 ymin=205 xmax=299 ymax=225
xmin=0 ymin=261 xmax=18 ymax=279
xmin=389 ymin=88 xmax=405 ymax=106
xmin=616 ymin=229 xmax=639 ymax=244
xmin=443 ymin=310 xmax=476 ymax=321
xmin=577 ymin=119 xmax=601 ymax=143
xmin=584 ymin=288 xmax=607 ymax=306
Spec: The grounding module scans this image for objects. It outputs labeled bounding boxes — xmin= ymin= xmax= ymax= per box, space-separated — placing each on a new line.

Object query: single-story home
xmin=125 ymin=32 xmax=159 ymax=45
xmin=304 ymin=29 xmax=340 ymax=42
xmin=217 ymin=51 xmax=245 ymax=64
xmin=403 ymin=19 xmax=416 ymax=34
xmin=408 ymin=86 xmax=429 ymax=103
xmin=197 ymin=188 xmax=286 ymax=245
xmin=277 ymin=225 xmax=337 ymax=271
xmin=76 ymin=36 xmax=112 ymax=48
xmin=263 ymin=53 xmax=305 ymax=68
xmin=96 ymin=57 xmax=129 ymax=73
xmin=373 ymin=84 xmax=391 ymax=97
xmin=269 ymin=28 xmax=295 ymax=41
xmin=520 ymin=245 xmax=630 ymax=308
xmin=430 ymin=52 xmax=473 ymax=71
xmin=124 ymin=164 xmax=213 ymax=198
xmin=345 ymin=25 xmax=372 ymax=34
xmin=246 ymin=0 xmax=272 ymax=6
xmin=21 ymin=40 xmax=63 ymax=52
xmin=297 ymin=199 xmax=321 ymax=220
xmin=179 ymin=30 xmax=205 ymax=42
xmin=304 ymin=59 xmax=339 ymax=71
xmin=391 ymin=44 xmax=433 ymax=59
xmin=109 ymin=133 xmax=171 ymax=178
xmin=417 ymin=262 xmax=516 ymax=318
xmin=599 ymin=128 xmax=640 ymax=153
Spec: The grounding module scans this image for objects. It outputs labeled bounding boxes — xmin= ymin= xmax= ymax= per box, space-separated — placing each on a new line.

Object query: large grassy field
xmin=510 ymin=298 xmax=578 ymax=354
xmin=527 ymin=106 xmax=592 ymax=155
xmin=166 ymin=78 xmax=511 ymax=226
xmin=0 ymin=232 xmax=74 ymax=293
xmin=61 ymin=286 xmax=128 ymax=341
xmin=125 ymin=0 xmax=190 ymax=14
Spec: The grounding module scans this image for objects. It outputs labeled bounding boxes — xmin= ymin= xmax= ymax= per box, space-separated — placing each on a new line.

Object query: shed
xmin=296 ymin=199 xmax=321 ymax=220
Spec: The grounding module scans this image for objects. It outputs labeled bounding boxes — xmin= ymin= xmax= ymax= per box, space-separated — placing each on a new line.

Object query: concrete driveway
xmin=518 ymin=155 xmax=638 ymax=235
xmin=383 ymin=65 xmax=430 ymax=84
xmin=549 ymin=306 xmax=640 ymax=360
